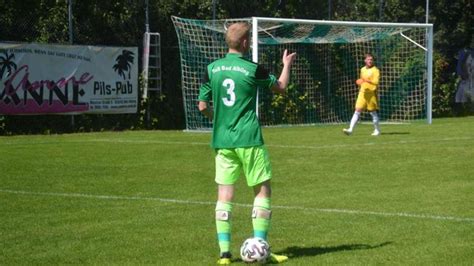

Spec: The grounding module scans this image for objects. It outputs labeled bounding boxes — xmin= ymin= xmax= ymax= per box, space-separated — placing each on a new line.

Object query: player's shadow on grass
xmin=231 ymin=242 xmax=392 ymax=264
xmin=276 ymin=241 xmax=392 ymax=259
xmin=380 ymin=132 xmax=410 ymax=135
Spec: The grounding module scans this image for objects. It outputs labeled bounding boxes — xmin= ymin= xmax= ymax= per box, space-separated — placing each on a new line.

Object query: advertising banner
xmin=0 ymin=43 xmax=138 ymax=114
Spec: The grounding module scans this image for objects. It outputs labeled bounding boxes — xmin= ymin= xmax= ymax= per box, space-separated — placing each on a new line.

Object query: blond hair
xmin=225 ymin=22 xmax=250 ymax=50
xmin=365 ymin=53 xmax=375 ymax=60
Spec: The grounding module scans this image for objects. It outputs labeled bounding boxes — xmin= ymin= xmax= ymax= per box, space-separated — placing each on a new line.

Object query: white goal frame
xmin=172 ymin=16 xmax=434 ymax=130
xmin=252 ymin=17 xmax=434 ymax=124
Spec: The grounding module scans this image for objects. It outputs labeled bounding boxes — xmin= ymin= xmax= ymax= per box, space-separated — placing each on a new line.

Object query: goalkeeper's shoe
xmin=216 ymin=252 xmax=232 ymax=265
xmin=371 ymin=129 xmax=380 ymax=136
xmin=268 ymin=253 xmax=288 ymax=264
xmin=343 ymin=128 xmax=352 ymax=135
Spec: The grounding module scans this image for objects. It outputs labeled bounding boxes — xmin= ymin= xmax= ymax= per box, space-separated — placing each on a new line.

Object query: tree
xmin=113 ymin=50 xmax=135 ymax=80
xmin=0 ymin=51 xmax=17 ymax=79
xmin=0 ymin=0 xmax=472 ymax=134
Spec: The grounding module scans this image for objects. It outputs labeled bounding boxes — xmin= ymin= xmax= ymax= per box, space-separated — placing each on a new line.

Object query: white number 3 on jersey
xmin=222 ymin=78 xmax=236 ymax=107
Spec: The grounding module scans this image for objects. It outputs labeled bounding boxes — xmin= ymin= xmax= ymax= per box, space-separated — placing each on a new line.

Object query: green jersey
xmin=198 ymin=53 xmax=277 ymax=148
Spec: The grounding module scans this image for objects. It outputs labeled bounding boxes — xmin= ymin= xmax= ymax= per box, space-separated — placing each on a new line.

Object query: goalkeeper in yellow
xmin=343 ymin=53 xmax=381 ymax=136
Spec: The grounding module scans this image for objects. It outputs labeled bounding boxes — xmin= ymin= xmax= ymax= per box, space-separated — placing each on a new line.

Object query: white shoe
xmin=343 ymin=128 xmax=352 ymax=135
xmin=371 ymin=130 xmax=380 ymax=136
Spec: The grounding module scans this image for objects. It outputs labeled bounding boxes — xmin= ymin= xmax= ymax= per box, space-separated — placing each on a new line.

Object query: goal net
xmin=172 ymin=16 xmax=433 ymax=130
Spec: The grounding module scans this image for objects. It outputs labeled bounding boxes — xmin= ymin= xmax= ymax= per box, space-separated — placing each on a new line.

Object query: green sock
xmin=215 ymin=201 xmax=233 ymax=254
xmin=252 ymin=197 xmax=271 ymax=240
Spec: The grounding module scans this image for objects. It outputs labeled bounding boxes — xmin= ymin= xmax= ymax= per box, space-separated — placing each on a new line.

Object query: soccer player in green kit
xmin=198 ymin=22 xmax=296 ymax=265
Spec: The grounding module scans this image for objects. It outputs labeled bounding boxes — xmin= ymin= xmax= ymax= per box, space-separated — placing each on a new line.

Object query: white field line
xmin=73 ymin=136 xmax=474 ymax=150
xmin=2 ymin=136 xmax=472 ymax=150
xmin=1 ymin=189 xmax=473 ymax=223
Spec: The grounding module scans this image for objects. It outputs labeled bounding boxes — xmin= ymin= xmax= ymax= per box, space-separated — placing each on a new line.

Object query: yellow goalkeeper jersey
xmin=360 ymin=66 xmax=380 ymax=92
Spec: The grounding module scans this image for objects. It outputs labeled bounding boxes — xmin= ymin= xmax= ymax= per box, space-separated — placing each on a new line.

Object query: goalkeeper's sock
xmin=216 ymin=201 xmax=233 ymax=254
xmin=349 ymin=111 xmax=361 ymax=131
xmin=252 ymin=197 xmax=271 ymax=240
xmin=370 ymin=111 xmax=380 ymax=132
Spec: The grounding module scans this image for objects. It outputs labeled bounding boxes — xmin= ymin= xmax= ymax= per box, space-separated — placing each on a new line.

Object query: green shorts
xmin=215 ymin=145 xmax=272 ymax=187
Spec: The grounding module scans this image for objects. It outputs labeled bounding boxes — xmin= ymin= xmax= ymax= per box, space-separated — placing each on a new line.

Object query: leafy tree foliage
xmin=0 ymin=0 xmax=472 ymax=134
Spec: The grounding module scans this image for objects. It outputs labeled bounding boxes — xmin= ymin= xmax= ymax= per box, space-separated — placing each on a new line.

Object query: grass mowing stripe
xmin=2 ymin=189 xmax=473 ymax=223
xmin=1 ymin=136 xmax=473 ymax=149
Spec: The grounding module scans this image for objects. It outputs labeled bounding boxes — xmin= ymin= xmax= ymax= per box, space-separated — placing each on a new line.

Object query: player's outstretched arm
xmin=272 ymin=49 xmax=297 ymax=94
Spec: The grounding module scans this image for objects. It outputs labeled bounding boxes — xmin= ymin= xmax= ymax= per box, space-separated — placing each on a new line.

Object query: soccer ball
xmin=240 ymin=237 xmax=270 ymax=263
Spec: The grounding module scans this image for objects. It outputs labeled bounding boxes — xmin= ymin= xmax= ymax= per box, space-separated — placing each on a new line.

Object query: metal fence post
xmin=68 ymin=0 xmax=75 ymax=129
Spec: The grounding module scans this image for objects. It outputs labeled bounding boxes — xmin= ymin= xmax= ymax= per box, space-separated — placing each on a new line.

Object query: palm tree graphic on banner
xmin=0 ymin=51 xmax=17 ymax=80
xmin=113 ymin=50 xmax=134 ymax=80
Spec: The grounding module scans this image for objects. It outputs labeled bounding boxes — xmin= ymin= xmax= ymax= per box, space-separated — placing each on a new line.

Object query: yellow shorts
xmin=355 ymin=90 xmax=378 ymax=111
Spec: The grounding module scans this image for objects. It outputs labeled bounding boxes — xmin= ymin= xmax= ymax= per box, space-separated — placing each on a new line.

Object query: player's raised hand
xmin=282 ymin=49 xmax=296 ymax=67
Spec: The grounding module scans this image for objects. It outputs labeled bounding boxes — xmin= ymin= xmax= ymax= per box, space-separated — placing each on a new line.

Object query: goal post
xmin=172 ymin=16 xmax=433 ymax=130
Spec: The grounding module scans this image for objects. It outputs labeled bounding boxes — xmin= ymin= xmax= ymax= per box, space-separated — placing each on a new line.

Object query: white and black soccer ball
xmin=240 ymin=237 xmax=270 ymax=263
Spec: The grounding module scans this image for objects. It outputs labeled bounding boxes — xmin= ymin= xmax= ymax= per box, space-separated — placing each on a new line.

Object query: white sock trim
xmin=349 ymin=111 xmax=361 ymax=130
xmin=370 ymin=111 xmax=380 ymax=131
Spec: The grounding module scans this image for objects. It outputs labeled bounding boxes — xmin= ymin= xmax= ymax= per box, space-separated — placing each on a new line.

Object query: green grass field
xmin=1 ymin=117 xmax=473 ymax=265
